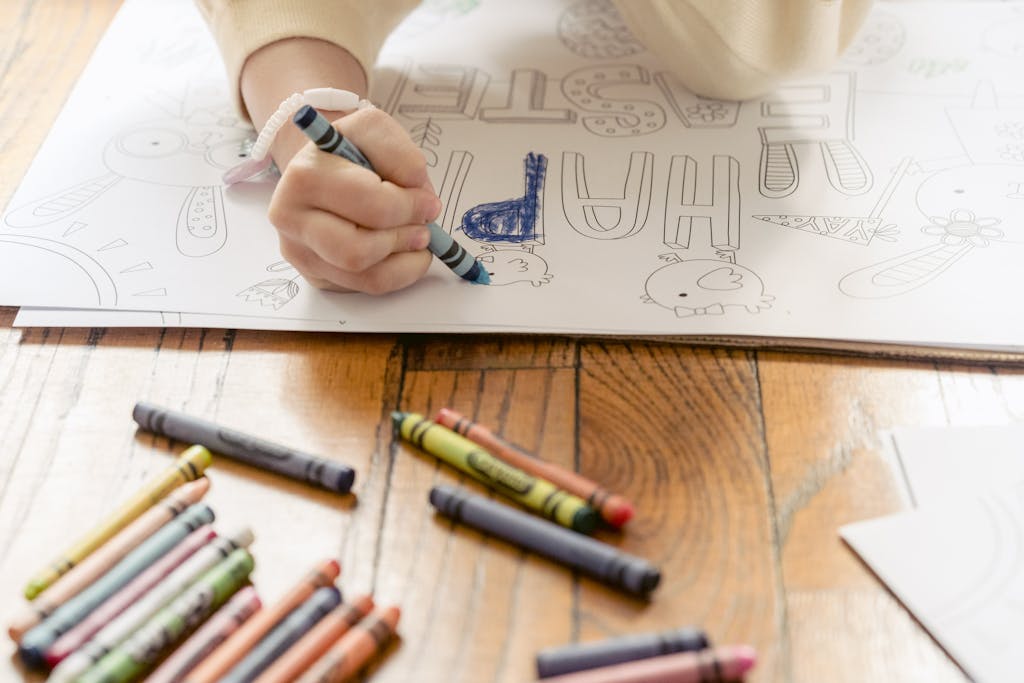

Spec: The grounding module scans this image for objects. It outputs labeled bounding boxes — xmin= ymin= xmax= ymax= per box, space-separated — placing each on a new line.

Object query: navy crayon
xmin=429 ymin=486 xmax=660 ymax=597
xmin=133 ymin=402 xmax=355 ymax=494
xmin=292 ymin=104 xmax=490 ymax=285
xmin=536 ymin=627 xmax=711 ymax=678
xmin=219 ymin=586 xmax=342 ymax=683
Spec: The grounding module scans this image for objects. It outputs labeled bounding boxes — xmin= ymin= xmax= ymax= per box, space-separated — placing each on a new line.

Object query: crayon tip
xmin=390 ymin=412 xmax=406 ymax=431
xmin=23 ymin=583 xmax=41 ymax=601
xmin=572 ymin=507 xmax=600 ymax=535
xmin=735 ymin=645 xmax=757 ymax=673
xmin=473 ymin=266 xmax=491 ymax=285
xmin=603 ymin=496 xmax=635 ymax=527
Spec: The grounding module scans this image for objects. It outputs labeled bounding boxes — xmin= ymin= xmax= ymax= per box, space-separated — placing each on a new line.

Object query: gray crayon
xmin=429 ymin=486 xmax=660 ymax=596
xmin=535 ymin=627 xmax=710 ymax=678
xmin=133 ymin=402 xmax=355 ymax=494
xmin=220 ymin=585 xmax=342 ymax=683
xmin=18 ymin=503 xmax=214 ymax=669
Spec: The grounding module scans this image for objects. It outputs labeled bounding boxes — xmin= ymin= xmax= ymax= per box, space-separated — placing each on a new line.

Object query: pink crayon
xmin=7 ymin=478 xmax=210 ymax=643
xmin=44 ymin=524 xmax=217 ymax=667
xmin=146 ymin=586 xmax=262 ymax=683
xmin=537 ymin=645 xmax=757 ymax=683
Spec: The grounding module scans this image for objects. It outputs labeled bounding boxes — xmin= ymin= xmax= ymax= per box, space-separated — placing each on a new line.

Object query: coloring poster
xmin=3 ymin=0 xmax=1024 ymax=351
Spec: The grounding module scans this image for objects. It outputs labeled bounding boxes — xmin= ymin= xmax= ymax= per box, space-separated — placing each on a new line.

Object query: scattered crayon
xmin=7 ymin=478 xmax=210 ymax=643
xmin=291 ymin=104 xmax=490 ymax=285
xmin=145 ymin=586 xmax=262 ymax=683
xmin=18 ymin=502 xmax=215 ymax=668
xmin=253 ymin=595 xmax=375 ymax=683
xmin=435 ymin=408 xmax=635 ymax=528
xmin=220 ymin=586 xmax=343 ymax=683
xmin=535 ymin=645 xmax=757 ymax=683
xmin=296 ymin=605 xmax=401 ymax=683
xmin=133 ymin=402 xmax=355 ymax=494
xmin=429 ymin=486 xmax=660 ymax=596
xmin=394 ymin=412 xmax=599 ymax=534
xmin=47 ymin=526 xmax=254 ymax=681
xmin=22 ymin=445 xmax=211 ymax=600
xmin=536 ymin=627 xmax=711 ymax=678
xmin=77 ymin=548 xmax=255 ymax=683
xmin=46 ymin=524 xmax=217 ymax=674
xmin=183 ymin=558 xmax=341 ymax=683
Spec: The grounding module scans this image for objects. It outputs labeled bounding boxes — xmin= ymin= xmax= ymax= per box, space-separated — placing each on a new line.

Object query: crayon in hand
xmin=291 ymin=104 xmax=490 ymax=285
xmin=393 ymin=412 xmax=599 ymax=533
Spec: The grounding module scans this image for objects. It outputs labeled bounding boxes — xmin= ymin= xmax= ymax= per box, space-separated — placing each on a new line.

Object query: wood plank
xmin=758 ymin=352 xmax=1024 ymax=682
xmin=403 ymin=334 xmax=577 ymax=371
xmin=575 ymin=342 xmax=783 ymax=683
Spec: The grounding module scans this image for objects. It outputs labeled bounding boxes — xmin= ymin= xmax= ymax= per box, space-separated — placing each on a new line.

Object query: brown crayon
xmin=296 ymin=606 xmax=400 ymax=683
xmin=435 ymin=408 xmax=635 ymax=527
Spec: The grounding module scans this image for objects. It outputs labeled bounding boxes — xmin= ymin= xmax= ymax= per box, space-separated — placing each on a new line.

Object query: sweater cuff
xmin=196 ymin=0 xmax=419 ymax=119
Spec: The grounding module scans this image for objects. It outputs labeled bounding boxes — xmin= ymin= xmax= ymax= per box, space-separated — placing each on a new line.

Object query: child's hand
xmin=268 ymin=107 xmax=442 ymax=294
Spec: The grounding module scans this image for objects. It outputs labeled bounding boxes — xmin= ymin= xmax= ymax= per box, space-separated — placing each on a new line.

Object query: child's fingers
xmin=280 ymin=234 xmax=432 ymax=295
xmin=333 ymin=108 xmax=432 ymax=189
xmin=278 ymin=149 xmax=440 ymax=230
xmin=300 ymin=211 xmax=431 ymax=274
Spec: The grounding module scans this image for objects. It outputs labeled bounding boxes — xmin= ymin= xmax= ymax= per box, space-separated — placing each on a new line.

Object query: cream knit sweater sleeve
xmin=196 ymin=0 xmax=872 ymax=108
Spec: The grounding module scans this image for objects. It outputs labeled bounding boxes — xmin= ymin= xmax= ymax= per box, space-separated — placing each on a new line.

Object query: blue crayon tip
xmin=293 ymin=104 xmax=318 ymax=130
xmin=468 ymin=261 xmax=491 ymax=285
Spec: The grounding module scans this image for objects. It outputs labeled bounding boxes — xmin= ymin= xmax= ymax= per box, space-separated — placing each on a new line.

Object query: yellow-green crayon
xmin=23 ymin=445 xmax=213 ymax=600
xmin=392 ymin=412 xmax=599 ymax=534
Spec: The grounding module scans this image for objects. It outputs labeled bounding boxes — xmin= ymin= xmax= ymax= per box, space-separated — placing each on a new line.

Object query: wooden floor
xmin=2 ymin=3 xmax=1023 ymax=682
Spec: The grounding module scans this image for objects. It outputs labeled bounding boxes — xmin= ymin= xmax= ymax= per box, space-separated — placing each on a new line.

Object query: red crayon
xmin=537 ymin=645 xmax=757 ymax=683
xmin=435 ymin=408 xmax=635 ymax=527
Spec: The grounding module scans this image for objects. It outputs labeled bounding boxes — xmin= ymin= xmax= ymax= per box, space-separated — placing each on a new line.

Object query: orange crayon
xmin=253 ymin=594 xmax=374 ymax=683
xmin=435 ymin=408 xmax=635 ymax=527
xmin=7 ymin=478 xmax=210 ymax=643
xmin=296 ymin=606 xmax=400 ymax=683
xmin=183 ymin=558 xmax=341 ymax=683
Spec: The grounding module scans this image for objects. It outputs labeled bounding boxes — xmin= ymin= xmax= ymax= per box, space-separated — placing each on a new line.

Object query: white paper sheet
xmin=842 ymin=482 xmax=1024 ymax=683
xmin=3 ymin=0 xmax=1024 ymax=348
xmin=891 ymin=423 xmax=1024 ymax=504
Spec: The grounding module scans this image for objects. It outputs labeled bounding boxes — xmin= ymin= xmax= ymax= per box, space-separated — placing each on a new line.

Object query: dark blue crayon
xmin=535 ymin=627 xmax=711 ymax=678
xmin=292 ymin=104 xmax=490 ymax=285
xmin=219 ymin=586 xmax=342 ymax=683
xmin=429 ymin=486 xmax=660 ymax=597
xmin=18 ymin=503 xmax=215 ymax=669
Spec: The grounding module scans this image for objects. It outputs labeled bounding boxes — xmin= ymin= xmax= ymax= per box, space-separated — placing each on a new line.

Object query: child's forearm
xmin=240 ymin=37 xmax=368 ymax=169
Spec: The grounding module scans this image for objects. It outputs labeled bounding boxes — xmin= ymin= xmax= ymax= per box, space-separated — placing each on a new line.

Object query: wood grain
xmin=4 ymin=2 xmax=1024 ymax=683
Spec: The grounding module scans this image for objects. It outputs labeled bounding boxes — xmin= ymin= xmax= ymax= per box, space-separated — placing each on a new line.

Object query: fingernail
xmin=424 ymin=196 xmax=442 ymax=222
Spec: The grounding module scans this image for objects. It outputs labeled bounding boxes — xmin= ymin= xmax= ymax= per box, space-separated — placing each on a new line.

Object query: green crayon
xmin=77 ymin=548 xmax=254 ymax=683
xmin=393 ymin=412 xmax=599 ymax=533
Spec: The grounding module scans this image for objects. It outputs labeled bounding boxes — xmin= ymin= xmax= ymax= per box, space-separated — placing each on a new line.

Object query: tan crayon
xmin=183 ymin=558 xmax=341 ymax=683
xmin=435 ymin=408 xmax=635 ymax=527
xmin=537 ymin=645 xmax=757 ymax=683
xmin=296 ymin=606 xmax=401 ymax=683
xmin=23 ymin=445 xmax=212 ymax=600
xmin=7 ymin=477 xmax=210 ymax=642
xmin=253 ymin=595 xmax=374 ymax=683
